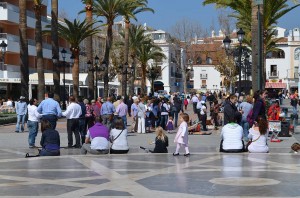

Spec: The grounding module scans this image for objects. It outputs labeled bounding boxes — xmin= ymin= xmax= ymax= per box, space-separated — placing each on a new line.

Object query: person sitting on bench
xmin=220 ymin=114 xmax=244 ymax=153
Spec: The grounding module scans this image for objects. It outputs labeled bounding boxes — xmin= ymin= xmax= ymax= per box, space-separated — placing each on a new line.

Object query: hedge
xmin=0 ymin=114 xmax=17 ymax=125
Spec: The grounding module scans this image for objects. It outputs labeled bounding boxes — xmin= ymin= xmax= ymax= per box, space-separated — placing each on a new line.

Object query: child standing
xmin=200 ymin=101 xmax=208 ymax=131
xmin=184 ymin=98 xmax=189 ymax=110
xmin=166 ymin=116 xmax=174 ymax=133
xmin=173 ymin=113 xmax=190 ymax=156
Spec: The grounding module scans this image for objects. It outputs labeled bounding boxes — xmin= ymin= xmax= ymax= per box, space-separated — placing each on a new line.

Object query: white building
xmin=144 ymin=29 xmax=184 ymax=94
xmin=265 ymin=27 xmax=300 ymax=92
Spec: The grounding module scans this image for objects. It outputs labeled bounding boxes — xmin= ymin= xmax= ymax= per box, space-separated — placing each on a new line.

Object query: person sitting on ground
xmin=140 ymin=126 xmax=169 ymax=153
xmin=220 ymin=115 xmax=244 ymax=153
xmin=247 ymin=118 xmax=269 ymax=153
xmin=81 ymin=116 xmax=109 ymax=155
xmin=110 ymin=117 xmax=129 ymax=154
xmin=267 ymin=100 xmax=280 ymax=121
xmin=39 ymin=119 xmax=60 ymax=156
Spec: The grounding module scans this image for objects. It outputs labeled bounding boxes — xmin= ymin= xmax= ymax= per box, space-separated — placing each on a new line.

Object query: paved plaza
xmin=0 ymin=102 xmax=300 ymax=197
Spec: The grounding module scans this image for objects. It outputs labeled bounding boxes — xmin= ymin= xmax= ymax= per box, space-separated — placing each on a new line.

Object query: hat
xmin=201 ymin=101 xmax=205 ymax=104
xmin=20 ymin=96 xmax=25 ymax=100
xmin=91 ymin=99 xmax=96 ymax=103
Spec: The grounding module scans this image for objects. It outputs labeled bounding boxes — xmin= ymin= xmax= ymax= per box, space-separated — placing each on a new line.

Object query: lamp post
xmin=223 ymin=28 xmax=245 ymax=95
xmin=60 ymin=48 xmax=67 ymax=110
xmin=237 ymin=28 xmax=245 ymax=96
xmin=0 ymin=40 xmax=7 ymax=63
xmin=94 ymin=55 xmax=99 ymax=99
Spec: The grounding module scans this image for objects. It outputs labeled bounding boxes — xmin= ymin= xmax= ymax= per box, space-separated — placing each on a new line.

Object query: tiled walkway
xmin=0 ymin=101 xmax=299 ymax=197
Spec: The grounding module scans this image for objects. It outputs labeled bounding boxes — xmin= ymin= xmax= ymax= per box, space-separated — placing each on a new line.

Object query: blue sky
xmin=48 ymin=0 xmax=300 ymax=34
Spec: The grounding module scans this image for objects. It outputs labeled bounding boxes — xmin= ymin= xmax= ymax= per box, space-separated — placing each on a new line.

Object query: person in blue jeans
xmin=27 ymin=98 xmax=42 ymax=148
xmin=15 ymin=96 xmax=27 ymax=133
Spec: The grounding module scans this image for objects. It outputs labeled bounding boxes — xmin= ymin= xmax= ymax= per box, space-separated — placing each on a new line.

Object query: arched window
xmin=196 ymin=57 xmax=202 ymax=64
xmin=295 ymin=47 xmax=300 ymax=60
xmin=266 ymin=50 xmax=285 ymax=59
xmin=206 ymin=57 xmax=212 ymax=64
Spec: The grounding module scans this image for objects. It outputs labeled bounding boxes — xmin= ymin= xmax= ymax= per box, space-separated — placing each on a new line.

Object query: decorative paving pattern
xmin=0 ymin=148 xmax=299 ymax=197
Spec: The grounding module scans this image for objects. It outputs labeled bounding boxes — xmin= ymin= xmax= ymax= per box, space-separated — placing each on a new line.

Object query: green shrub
xmin=0 ymin=114 xmax=17 ymax=125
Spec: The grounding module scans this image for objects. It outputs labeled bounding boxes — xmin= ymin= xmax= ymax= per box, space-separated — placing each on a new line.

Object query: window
xmin=266 ymin=50 xmax=285 ymax=59
xmin=153 ymin=33 xmax=165 ymax=40
xmin=196 ymin=57 xmax=202 ymax=64
xmin=206 ymin=57 xmax=212 ymax=64
xmin=295 ymin=48 xmax=300 ymax=60
xmin=270 ymin=65 xmax=277 ymax=76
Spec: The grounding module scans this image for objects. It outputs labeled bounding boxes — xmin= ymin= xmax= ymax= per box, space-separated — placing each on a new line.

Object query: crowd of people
xmin=9 ymin=88 xmax=300 ymax=156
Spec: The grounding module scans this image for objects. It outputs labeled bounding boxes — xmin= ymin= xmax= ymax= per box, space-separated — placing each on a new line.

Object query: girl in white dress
xmin=173 ymin=113 xmax=190 ymax=156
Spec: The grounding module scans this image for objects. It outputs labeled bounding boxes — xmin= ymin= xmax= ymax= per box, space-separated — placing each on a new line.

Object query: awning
xmin=265 ymin=82 xmax=286 ymax=89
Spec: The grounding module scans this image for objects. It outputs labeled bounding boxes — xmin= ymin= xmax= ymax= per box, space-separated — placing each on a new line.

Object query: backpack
xmin=160 ymin=103 xmax=167 ymax=113
xmin=247 ymin=109 xmax=254 ymax=127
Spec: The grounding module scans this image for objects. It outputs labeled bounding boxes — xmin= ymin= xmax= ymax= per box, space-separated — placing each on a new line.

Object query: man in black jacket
xmin=224 ymin=94 xmax=242 ymax=125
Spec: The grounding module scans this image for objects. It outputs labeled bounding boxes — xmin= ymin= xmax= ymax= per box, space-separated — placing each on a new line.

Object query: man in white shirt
xmin=191 ymin=94 xmax=199 ymax=114
xmin=62 ymin=96 xmax=82 ymax=148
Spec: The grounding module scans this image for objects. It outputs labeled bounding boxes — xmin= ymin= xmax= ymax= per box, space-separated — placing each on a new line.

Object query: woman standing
xmin=137 ymin=98 xmax=146 ymax=134
xmin=27 ymin=98 xmax=41 ymax=148
xmin=252 ymin=90 xmax=267 ymax=121
xmin=84 ymin=99 xmax=94 ymax=129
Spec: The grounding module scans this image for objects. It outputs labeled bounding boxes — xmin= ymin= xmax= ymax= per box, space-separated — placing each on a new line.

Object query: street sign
xmin=254 ymin=0 xmax=263 ymax=5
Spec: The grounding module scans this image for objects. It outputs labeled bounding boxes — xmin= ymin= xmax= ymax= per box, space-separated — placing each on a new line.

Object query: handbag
xmin=245 ymin=134 xmax=261 ymax=152
xmin=110 ymin=129 xmax=124 ymax=152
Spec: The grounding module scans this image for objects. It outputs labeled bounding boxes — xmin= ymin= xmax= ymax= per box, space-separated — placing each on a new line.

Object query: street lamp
xmin=223 ymin=28 xmax=245 ymax=95
xmin=60 ymin=48 xmax=67 ymax=110
xmin=94 ymin=55 xmax=99 ymax=99
xmin=0 ymin=40 xmax=7 ymax=63
xmin=237 ymin=28 xmax=245 ymax=96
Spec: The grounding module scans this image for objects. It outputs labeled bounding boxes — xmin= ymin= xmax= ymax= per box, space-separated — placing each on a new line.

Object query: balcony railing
xmin=0 ymin=2 xmax=49 ymax=23
xmin=268 ymin=71 xmax=279 ymax=79
xmin=201 ymin=85 xmax=207 ymax=89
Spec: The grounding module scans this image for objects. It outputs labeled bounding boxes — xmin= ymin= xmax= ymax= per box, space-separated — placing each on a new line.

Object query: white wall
xmin=193 ymin=66 xmax=221 ymax=91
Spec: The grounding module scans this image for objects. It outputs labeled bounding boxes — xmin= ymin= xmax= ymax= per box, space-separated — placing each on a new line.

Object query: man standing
xmin=78 ymin=97 xmax=87 ymax=145
xmin=224 ymin=94 xmax=242 ymax=125
xmin=116 ymin=98 xmax=128 ymax=128
xmin=113 ymin=95 xmax=121 ymax=109
xmin=100 ymin=97 xmax=116 ymax=127
xmin=15 ymin=96 xmax=27 ymax=133
xmin=37 ymin=93 xmax=62 ymax=129
xmin=62 ymin=96 xmax=82 ymax=148
xmin=191 ymin=94 xmax=199 ymax=114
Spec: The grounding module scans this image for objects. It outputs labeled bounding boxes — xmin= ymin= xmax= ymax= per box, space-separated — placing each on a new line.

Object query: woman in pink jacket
xmin=173 ymin=113 xmax=190 ymax=156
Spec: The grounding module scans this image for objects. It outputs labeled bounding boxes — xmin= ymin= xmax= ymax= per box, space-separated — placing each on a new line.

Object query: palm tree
xmin=81 ymin=0 xmax=94 ymax=99
xmin=51 ymin=0 xmax=60 ymax=100
xmin=120 ymin=0 xmax=154 ymax=96
xmin=19 ymin=0 xmax=29 ymax=99
xmin=33 ymin=0 xmax=45 ymax=102
xmin=120 ymin=25 xmax=148 ymax=95
xmin=136 ymin=41 xmax=166 ymax=95
xmin=203 ymin=0 xmax=300 ymax=91
xmin=92 ymin=0 xmax=127 ymax=98
xmin=47 ymin=19 xmax=101 ymax=98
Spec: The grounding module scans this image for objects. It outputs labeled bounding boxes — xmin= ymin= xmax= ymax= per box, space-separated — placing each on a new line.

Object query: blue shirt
xmin=37 ymin=98 xmax=62 ymax=117
xmin=16 ymin=101 xmax=27 ymax=115
xmin=131 ymin=103 xmax=138 ymax=117
xmin=100 ymin=101 xmax=115 ymax=115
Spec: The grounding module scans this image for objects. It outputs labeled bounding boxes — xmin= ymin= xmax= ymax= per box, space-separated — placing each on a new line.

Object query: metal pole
xmin=63 ymin=61 xmax=66 ymax=110
xmin=95 ymin=66 xmax=98 ymax=99
xmin=238 ymin=43 xmax=242 ymax=96
xmin=257 ymin=4 xmax=262 ymax=90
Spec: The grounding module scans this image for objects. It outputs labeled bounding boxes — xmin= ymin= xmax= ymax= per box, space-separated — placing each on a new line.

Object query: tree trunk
xmin=34 ymin=4 xmax=45 ymax=101
xmin=141 ymin=64 xmax=146 ymax=96
xmin=19 ymin=0 xmax=29 ymax=99
xmin=86 ymin=2 xmax=94 ymax=99
xmin=51 ymin=0 xmax=60 ymax=101
xmin=72 ymin=50 xmax=80 ymax=98
xmin=122 ymin=21 xmax=130 ymax=97
xmin=103 ymin=21 xmax=113 ymax=98
xmin=251 ymin=0 xmax=259 ymax=93
xmin=129 ymin=55 xmax=136 ymax=96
